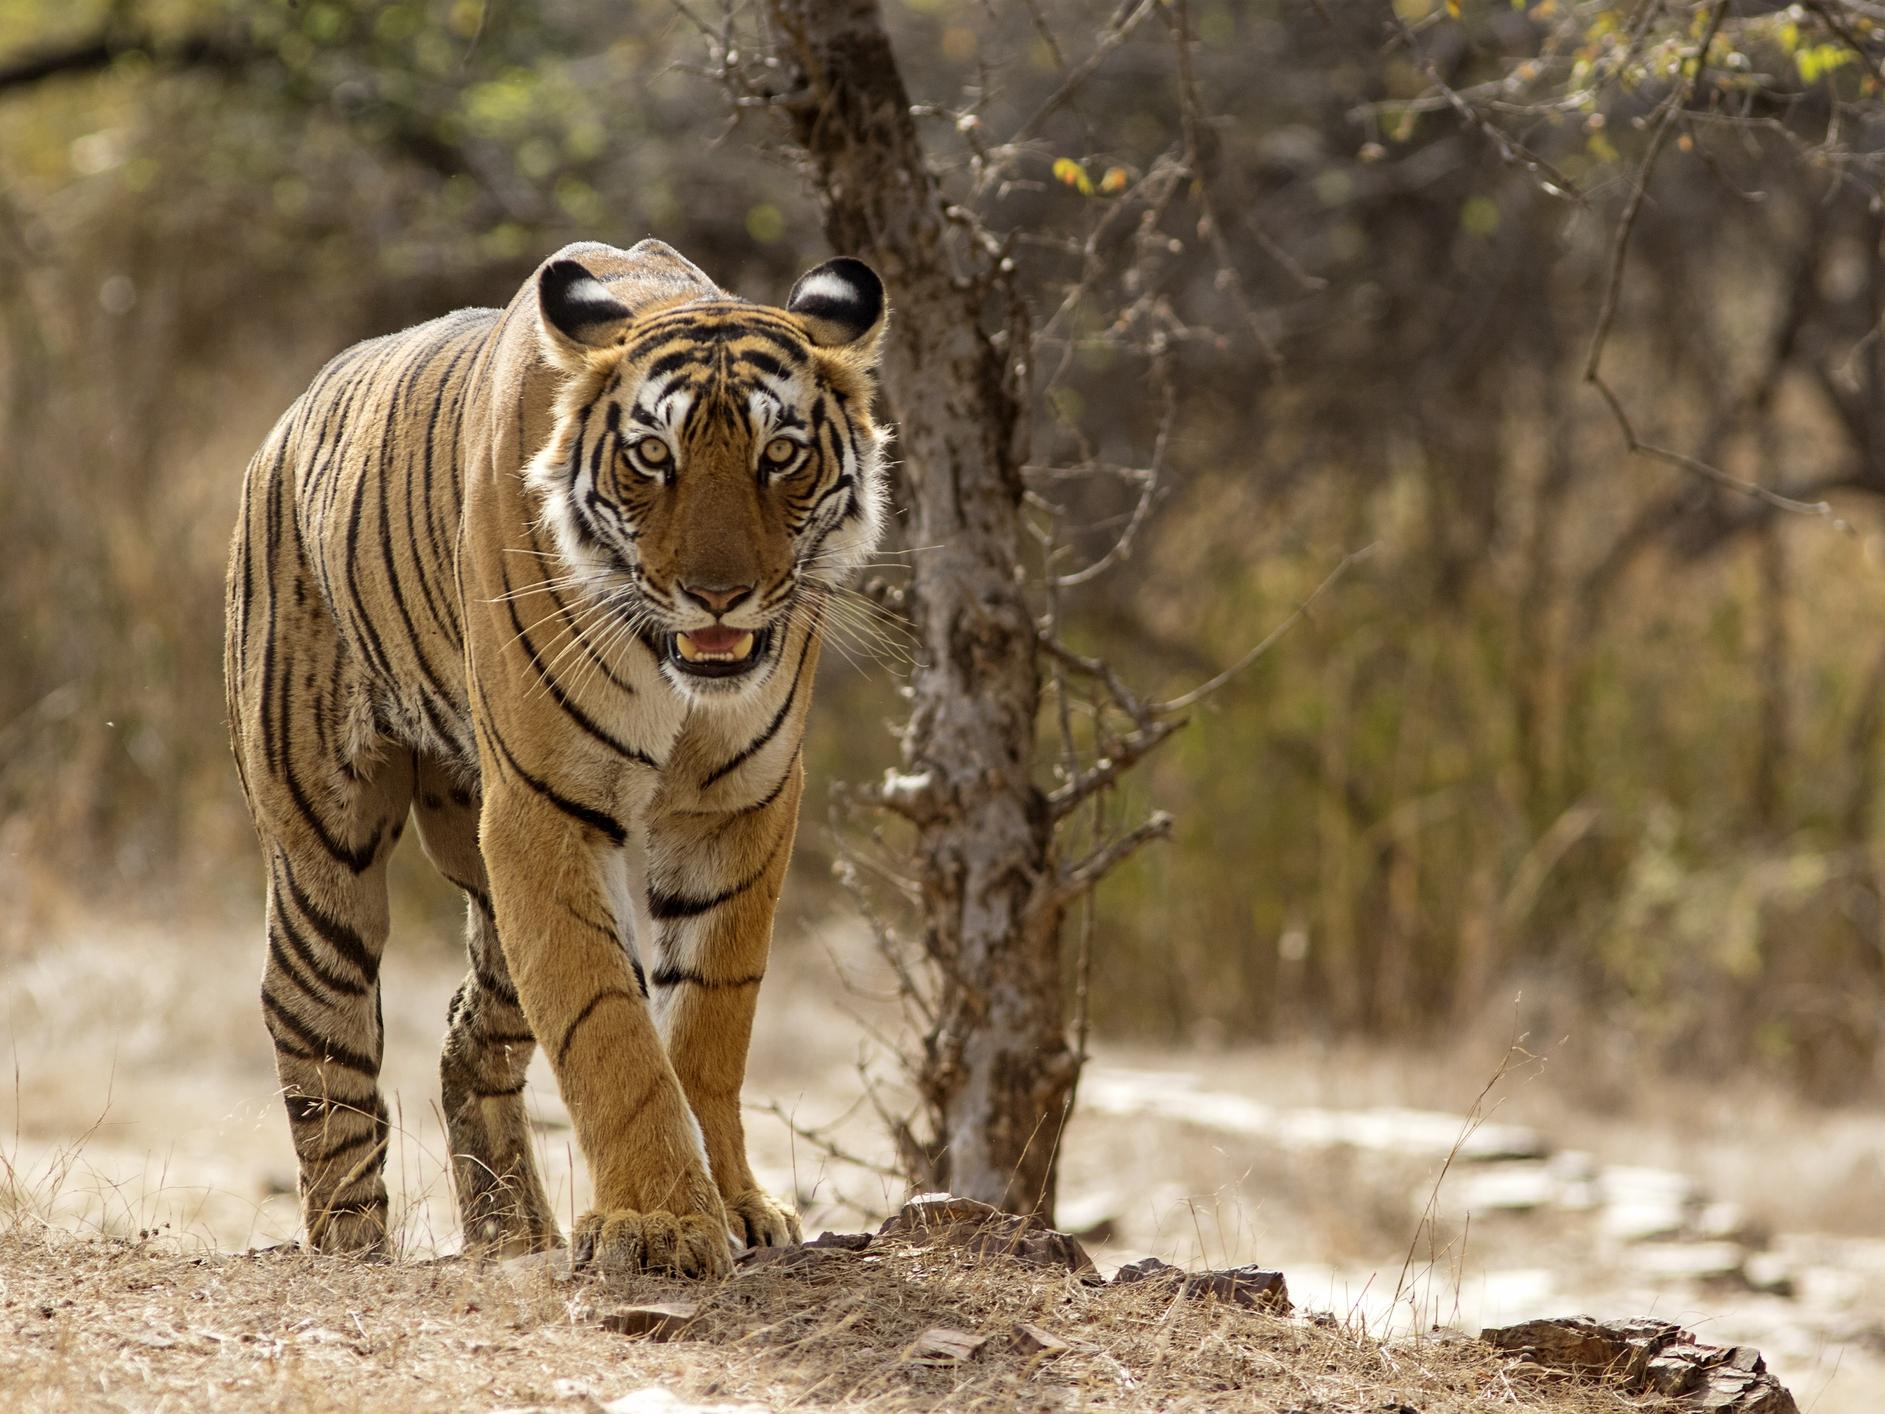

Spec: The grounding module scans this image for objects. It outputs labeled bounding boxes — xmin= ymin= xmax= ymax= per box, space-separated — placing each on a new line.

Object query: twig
xmin=1155 ymin=543 xmax=1379 ymax=714
xmin=1581 ymin=1 xmax=1850 ymax=530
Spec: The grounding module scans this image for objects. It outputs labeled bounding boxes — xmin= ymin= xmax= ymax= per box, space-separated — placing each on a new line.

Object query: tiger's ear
xmin=538 ymin=259 xmax=632 ymax=367
xmin=787 ymin=257 xmax=886 ymax=364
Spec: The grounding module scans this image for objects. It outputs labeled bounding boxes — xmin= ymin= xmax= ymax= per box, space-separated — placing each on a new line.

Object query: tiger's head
xmin=526 ymin=251 xmax=889 ymax=700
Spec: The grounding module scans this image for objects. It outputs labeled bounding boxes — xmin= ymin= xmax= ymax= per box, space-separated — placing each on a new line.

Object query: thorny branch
xmin=1577 ymin=2 xmax=1851 ymax=527
xmin=1387 ymin=1 xmax=1871 ymax=535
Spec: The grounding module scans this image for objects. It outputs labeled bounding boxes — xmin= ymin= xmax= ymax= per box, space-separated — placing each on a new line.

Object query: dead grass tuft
xmin=0 ymin=1224 xmax=1678 ymax=1413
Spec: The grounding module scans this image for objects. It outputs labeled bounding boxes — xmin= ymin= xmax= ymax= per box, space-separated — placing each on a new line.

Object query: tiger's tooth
xmin=676 ymin=630 xmax=757 ymax=664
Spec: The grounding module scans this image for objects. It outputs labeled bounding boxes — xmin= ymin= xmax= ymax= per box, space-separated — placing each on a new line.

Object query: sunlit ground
xmin=4 ymin=908 xmax=1879 ymax=1410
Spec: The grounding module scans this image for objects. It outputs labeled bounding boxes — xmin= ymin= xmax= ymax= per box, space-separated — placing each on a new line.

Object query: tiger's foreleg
xmin=478 ymin=771 xmax=732 ymax=1277
xmin=413 ymin=761 xmax=560 ymax=1256
xmin=645 ymin=758 xmax=805 ymax=1250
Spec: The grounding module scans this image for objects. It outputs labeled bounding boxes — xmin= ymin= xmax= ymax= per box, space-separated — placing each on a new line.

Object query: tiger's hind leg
xmin=413 ymin=757 xmax=560 ymax=1256
xmin=254 ymin=747 xmax=414 ymax=1256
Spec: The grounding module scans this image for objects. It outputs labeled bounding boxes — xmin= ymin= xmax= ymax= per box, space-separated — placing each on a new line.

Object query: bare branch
xmin=1579 ymin=1 xmax=1852 ymax=532
xmin=1155 ymin=543 xmax=1379 ymax=715
xmin=1050 ymin=810 xmax=1174 ymax=910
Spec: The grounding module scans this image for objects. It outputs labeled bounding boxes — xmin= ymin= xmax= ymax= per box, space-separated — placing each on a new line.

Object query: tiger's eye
xmin=764 ymin=437 xmax=799 ymax=467
xmin=634 ymin=437 xmax=670 ymax=466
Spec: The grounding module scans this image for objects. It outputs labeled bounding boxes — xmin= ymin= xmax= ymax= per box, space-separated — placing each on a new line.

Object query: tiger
xmin=223 ymin=239 xmax=889 ymax=1276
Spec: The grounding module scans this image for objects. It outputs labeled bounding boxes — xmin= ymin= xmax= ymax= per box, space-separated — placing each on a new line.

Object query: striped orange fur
xmin=224 ymin=240 xmax=888 ymax=1274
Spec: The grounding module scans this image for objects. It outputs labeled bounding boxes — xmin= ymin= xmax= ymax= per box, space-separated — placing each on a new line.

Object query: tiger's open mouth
xmin=667 ymin=625 xmax=770 ymax=679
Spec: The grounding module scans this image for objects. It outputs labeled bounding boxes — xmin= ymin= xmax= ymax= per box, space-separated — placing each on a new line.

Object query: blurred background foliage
xmin=4 ymin=0 xmax=1885 ymax=1098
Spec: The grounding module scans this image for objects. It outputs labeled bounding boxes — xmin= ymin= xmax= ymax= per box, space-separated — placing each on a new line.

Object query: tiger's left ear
xmin=787 ymin=257 xmax=886 ymax=365
xmin=538 ymin=259 xmax=632 ymax=370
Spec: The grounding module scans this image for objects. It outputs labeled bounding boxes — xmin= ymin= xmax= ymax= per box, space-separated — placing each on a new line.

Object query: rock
xmin=1632 ymin=1241 xmax=1746 ymax=1284
xmin=804 ymin=1230 xmax=871 ymax=1251
xmin=596 ymin=1302 xmax=703 ymax=1341
xmin=1010 ymin=1323 xmax=1080 ymax=1358
xmin=1481 ymin=1316 xmax=1798 ymax=1412
xmin=1451 ymin=1162 xmax=1561 ymax=1213
xmin=1078 ymin=1070 xmax=1549 ymax=1161
xmin=877 ymin=1192 xmax=1098 ymax=1280
xmin=1182 ymin=1265 xmax=1290 ymax=1313
xmin=1112 ymin=1256 xmax=1182 ymax=1286
xmin=1598 ymin=1167 xmax=1698 ymax=1242
xmin=879 ymin=1193 xmax=1000 ymax=1235
xmin=1053 ymin=1191 xmax=1122 ymax=1242
xmin=910 ymin=1327 xmax=989 ymax=1361
xmin=1111 ymin=1255 xmax=1289 ymax=1311
xmin=1695 ymin=1201 xmax=1750 ymax=1242
xmin=1741 ymin=1252 xmax=1796 ymax=1297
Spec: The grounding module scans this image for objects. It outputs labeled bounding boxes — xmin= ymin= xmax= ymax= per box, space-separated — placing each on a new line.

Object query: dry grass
xmin=0 ymin=1223 xmax=1669 ymax=1414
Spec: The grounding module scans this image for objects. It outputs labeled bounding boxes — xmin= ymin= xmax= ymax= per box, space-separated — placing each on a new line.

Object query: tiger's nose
xmin=679 ymin=582 xmax=754 ymax=615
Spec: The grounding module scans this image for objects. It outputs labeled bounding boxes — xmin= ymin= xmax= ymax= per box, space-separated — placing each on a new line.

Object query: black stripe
xmin=555 ymin=987 xmax=639 ymax=1067
xmin=414 ymin=337 xmax=481 ymax=647
xmin=283 ymin=1090 xmax=377 ymax=1125
xmin=276 ymin=857 xmax=380 ymax=981
xmin=699 ymin=629 xmax=812 ymax=790
xmin=648 ymin=964 xmax=765 ymax=990
xmin=473 ymin=961 xmax=520 ymax=1007
xmin=738 ymin=349 xmax=794 ymax=383
xmin=313 ymin=1197 xmax=388 ymax=1220
xmin=267 ymin=923 xmax=363 ymax=1009
xmin=306 ymin=1127 xmax=388 ymax=1169
xmin=499 ymin=566 xmax=655 ymax=766
xmin=646 ymin=835 xmax=787 ymax=921
xmin=476 ymin=687 xmax=626 ymax=846
xmin=262 ymin=991 xmax=380 ymax=1077
xmin=275 ymin=744 xmax=383 ymax=874
xmin=375 ymin=338 xmax=463 ymax=718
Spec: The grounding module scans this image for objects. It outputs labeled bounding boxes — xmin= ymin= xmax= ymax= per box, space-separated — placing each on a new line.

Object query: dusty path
xmin=2 ymin=917 xmax=1878 ymax=1408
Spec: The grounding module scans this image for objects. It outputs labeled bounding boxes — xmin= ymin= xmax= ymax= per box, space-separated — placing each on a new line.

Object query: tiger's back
xmin=226 ymin=306 xmax=495 ymax=789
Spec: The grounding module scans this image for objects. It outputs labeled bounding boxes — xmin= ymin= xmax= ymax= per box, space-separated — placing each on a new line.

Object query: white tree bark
xmin=770 ymin=0 xmax=1076 ymax=1215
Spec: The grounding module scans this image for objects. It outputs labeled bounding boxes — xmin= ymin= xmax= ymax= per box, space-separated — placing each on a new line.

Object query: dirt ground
xmin=2 ymin=910 xmax=1880 ymax=1410
xmin=1 ymin=1221 xmax=1675 ymax=1414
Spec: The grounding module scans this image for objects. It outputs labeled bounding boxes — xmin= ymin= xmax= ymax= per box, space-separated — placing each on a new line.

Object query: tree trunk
xmin=769 ymin=0 xmax=1075 ymax=1216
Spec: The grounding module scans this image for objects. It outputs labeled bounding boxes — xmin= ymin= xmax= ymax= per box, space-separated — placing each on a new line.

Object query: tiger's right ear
xmin=537 ymin=260 xmax=632 ymax=368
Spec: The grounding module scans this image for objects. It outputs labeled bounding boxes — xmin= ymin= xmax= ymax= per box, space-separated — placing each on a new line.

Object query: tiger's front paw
xmin=724 ymin=1188 xmax=801 ymax=1250
xmin=570 ymin=1206 xmax=733 ymax=1278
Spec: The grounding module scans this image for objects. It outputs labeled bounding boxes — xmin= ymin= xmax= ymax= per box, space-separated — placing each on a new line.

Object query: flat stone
xmin=1077 ymin=1070 xmax=1547 ymax=1160
xmin=1053 ymin=1191 xmax=1122 ymax=1242
xmin=1631 ymin=1241 xmax=1747 ymax=1283
xmin=910 ymin=1327 xmax=988 ymax=1362
xmin=596 ymin=1302 xmax=703 ymax=1341
xmin=1112 ymin=1256 xmax=1182 ymax=1285
xmin=880 ymin=1193 xmax=1000 ymax=1234
xmin=1598 ymin=1166 xmax=1700 ymax=1241
xmin=804 ymin=1230 xmax=871 ymax=1251
xmin=1741 ymin=1253 xmax=1796 ymax=1297
xmin=1451 ymin=1162 xmax=1560 ymax=1213
xmin=1010 ymin=1323 xmax=1077 ymax=1357
xmin=1481 ymin=1316 xmax=1798 ymax=1412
